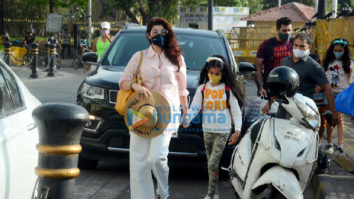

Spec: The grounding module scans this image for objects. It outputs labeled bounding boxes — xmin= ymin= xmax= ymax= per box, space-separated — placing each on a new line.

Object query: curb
xmin=311 ymin=174 xmax=354 ymax=199
xmin=334 ymin=155 xmax=354 ymax=174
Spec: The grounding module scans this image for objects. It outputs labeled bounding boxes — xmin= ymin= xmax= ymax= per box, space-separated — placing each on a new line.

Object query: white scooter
xmin=227 ymin=66 xmax=323 ymax=199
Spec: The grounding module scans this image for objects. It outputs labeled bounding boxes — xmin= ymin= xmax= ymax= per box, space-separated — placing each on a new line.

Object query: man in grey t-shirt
xmin=280 ymin=33 xmax=338 ymax=126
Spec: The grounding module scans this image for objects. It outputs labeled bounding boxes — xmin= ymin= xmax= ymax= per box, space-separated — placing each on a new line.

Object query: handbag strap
xmin=133 ymin=51 xmax=144 ymax=85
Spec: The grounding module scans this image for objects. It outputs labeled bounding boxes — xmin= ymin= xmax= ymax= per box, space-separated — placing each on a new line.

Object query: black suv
xmin=77 ymin=27 xmax=250 ymax=168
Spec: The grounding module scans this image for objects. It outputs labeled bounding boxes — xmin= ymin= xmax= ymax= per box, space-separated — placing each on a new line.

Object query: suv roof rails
xmin=124 ymin=23 xmax=141 ymax=29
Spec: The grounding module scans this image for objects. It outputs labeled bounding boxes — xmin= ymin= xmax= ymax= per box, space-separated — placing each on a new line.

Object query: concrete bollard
xmin=30 ymin=42 xmax=39 ymax=78
xmin=4 ymin=41 xmax=12 ymax=65
xmin=47 ymin=43 xmax=56 ymax=77
xmin=32 ymin=103 xmax=89 ymax=199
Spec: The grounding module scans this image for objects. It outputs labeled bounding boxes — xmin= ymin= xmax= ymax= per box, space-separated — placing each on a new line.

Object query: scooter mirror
xmin=322 ymin=110 xmax=333 ymax=126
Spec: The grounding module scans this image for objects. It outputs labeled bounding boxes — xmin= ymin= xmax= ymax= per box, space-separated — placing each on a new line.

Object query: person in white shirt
xmin=322 ymin=38 xmax=352 ymax=154
xmin=182 ymin=55 xmax=243 ymax=199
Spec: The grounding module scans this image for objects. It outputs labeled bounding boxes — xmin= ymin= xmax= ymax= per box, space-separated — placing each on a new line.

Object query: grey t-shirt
xmin=280 ymin=55 xmax=328 ymax=99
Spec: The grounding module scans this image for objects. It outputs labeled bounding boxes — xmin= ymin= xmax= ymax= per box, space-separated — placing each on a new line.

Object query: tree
xmin=109 ymin=0 xmax=251 ymax=25
xmin=109 ymin=0 xmax=179 ymax=25
xmin=260 ymin=0 xmax=315 ymax=10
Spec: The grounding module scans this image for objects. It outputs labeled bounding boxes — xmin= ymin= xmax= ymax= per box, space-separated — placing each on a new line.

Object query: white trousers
xmin=129 ymin=132 xmax=172 ymax=199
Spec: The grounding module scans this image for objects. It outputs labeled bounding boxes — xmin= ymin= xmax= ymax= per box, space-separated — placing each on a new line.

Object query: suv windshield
xmin=101 ymin=32 xmax=229 ymax=70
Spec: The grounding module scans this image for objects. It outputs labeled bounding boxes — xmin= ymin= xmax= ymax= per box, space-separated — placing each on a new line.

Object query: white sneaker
xmin=213 ymin=194 xmax=219 ymax=199
xmin=203 ymin=195 xmax=212 ymax=199
xmin=324 ymin=144 xmax=334 ymax=154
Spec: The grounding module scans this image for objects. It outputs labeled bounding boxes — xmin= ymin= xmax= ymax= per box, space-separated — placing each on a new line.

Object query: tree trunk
xmin=125 ymin=9 xmax=140 ymax=24
xmin=0 ymin=0 xmax=4 ymax=34
xmin=139 ymin=0 xmax=148 ymax=25
xmin=49 ymin=0 xmax=54 ymax=13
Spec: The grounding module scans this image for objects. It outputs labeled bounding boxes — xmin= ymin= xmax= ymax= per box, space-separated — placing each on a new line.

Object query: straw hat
xmin=124 ymin=91 xmax=171 ymax=138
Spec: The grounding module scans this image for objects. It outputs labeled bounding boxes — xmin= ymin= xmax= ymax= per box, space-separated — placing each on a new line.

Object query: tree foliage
xmin=109 ymin=0 xmax=252 ymax=25
xmin=260 ymin=0 xmax=314 ymax=10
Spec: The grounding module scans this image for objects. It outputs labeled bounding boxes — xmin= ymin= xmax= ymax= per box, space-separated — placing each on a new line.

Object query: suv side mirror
xmin=239 ymin=62 xmax=256 ymax=74
xmin=83 ymin=52 xmax=98 ymax=63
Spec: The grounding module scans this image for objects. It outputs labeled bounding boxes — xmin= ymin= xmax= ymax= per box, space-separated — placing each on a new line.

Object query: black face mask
xmin=278 ymin=32 xmax=291 ymax=42
xmin=151 ymin=34 xmax=166 ymax=48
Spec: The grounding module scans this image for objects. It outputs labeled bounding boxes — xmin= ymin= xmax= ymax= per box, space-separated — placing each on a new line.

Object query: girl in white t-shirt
xmin=182 ymin=55 xmax=243 ymax=199
xmin=322 ymin=38 xmax=352 ymax=154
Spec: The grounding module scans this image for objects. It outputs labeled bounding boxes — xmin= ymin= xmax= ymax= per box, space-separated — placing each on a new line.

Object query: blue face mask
xmin=151 ymin=34 xmax=166 ymax=48
xmin=333 ymin=51 xmax=344 ymax=59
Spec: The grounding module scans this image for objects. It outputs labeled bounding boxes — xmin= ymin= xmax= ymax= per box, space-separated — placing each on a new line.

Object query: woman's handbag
xmin=335 ymin=84 xmax=354 ymax=116
xmin=115 ymin=51 xmax=143 ymax=115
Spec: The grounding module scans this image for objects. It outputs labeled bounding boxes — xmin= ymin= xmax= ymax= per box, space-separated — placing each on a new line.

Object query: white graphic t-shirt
xmin=185 ymin=82 xmax=242 ymax=133
xmin=325 ymin=60 xmax=350 ymax=92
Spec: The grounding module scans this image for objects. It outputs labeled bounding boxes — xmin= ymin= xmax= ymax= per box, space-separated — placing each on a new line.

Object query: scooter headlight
xmin=293 ymin=98 xmax=320 ymax=130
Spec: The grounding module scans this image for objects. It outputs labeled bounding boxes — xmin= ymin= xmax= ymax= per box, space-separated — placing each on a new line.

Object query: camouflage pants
xmin=203 ymin=132 xmax=229 ymax=197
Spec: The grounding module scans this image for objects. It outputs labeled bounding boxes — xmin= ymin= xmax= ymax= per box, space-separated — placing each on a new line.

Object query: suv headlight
xmin=294 ymin=97 xmax=320 ymax=130
xmin=82 ymin=83 xmax=105 ymax=100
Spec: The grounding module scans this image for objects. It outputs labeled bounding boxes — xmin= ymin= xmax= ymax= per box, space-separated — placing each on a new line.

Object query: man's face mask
xmin=151 ymin=34 xmax=166 ymax=48
xmin=278 ymin=32 xmax=291 ymax=42
xmin=293 ymin=48 xmax=310 ymax=58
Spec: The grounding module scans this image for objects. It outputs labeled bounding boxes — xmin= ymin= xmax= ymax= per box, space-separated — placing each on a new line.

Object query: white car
xmin=0 ymin=59 xmax=41 ymax=198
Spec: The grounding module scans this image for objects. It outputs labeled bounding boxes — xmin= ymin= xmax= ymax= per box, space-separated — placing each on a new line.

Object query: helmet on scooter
xmin=267 ymin=66 xmax=299 ymax=98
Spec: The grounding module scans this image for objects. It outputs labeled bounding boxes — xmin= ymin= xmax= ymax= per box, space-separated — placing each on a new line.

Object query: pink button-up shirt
xmin=119 ymin=46 xmax=189 ymax=132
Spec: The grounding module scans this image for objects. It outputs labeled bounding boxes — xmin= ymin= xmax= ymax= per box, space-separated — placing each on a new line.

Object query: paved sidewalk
xmin=312 ymin=114 xmax=354 ymax=199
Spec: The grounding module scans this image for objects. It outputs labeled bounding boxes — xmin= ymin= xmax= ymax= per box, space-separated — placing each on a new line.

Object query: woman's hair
xmin=146 ymin=17 xmax=182 ymax=70
xmin=199 ymin=55 xmax=244 ymax=107
xmin=323 ymin=38 xmax=351 ymax=74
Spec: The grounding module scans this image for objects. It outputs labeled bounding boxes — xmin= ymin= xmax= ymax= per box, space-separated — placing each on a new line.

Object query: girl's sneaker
xmin=337 ymin=146 xmax=344 ymax=154
xmin=213 ymin=194 xmax=219 ymax=199
xmin=324 ymin=144 xmax=334 ymax=154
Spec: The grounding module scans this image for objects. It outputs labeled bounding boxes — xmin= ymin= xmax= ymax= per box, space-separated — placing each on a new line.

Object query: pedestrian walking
xmin=321 ymin=38 xmax=352 ymax=154
xmin=182 ymin=55 xmax=243 ymax=199
xmin=48 ymin=34 xmax=62 ymax=49
xmin=24 ymin=32 xmax=35 ymax=55
xmin=85 ymin=21 xmax=113 ymax=73
xmin=119 ymin=17 xmax=188 ymax=199
xmin=24 ymin=32 xmax=35 ymax=47
xmin=280 ymin=33 xmax=339 ymax=126
xmin=255 ymin=17 xmax=293 ymax=97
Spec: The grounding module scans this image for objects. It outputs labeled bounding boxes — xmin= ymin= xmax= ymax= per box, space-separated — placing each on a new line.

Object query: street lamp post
xmin=88 ymin=0 xmax=92 ymax=48
xmin=318 ymin=0 xmax=327 ymax=18
xmin=208 ymin=0 xmax=213 ymax=30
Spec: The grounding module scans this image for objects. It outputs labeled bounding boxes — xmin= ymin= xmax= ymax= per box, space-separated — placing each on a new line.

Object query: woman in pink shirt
xmin=119 ymin=17 xmax=188 ymax=199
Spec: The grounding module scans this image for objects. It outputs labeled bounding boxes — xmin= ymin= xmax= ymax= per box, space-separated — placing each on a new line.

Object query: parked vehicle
xmin=227 ymin=66 xmax=323 ymax=199
xmin=77 ymin=27 xmax=248 ymax=168
xmin=0 ymin=58 xmax=41 ymax=198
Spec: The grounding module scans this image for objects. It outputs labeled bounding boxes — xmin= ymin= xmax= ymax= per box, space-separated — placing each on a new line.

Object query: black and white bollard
xmin=47 ymin=43 xmax=56 ymax=77
xmin=4 ymin=41 xmax=11 ymax=65
xmin=32 ymin=103 xmax=89 ymax=199
xmin=30 ymin=42 xmax=39 ymax=78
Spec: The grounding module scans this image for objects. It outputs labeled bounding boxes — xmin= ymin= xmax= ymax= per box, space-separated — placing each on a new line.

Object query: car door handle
xmin=27 ymin=123 xmax=37 ymax=131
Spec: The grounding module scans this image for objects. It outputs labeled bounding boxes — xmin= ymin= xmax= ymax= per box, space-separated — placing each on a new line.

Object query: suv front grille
xmin=109 ymin=90 xmax=118 ymax=104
